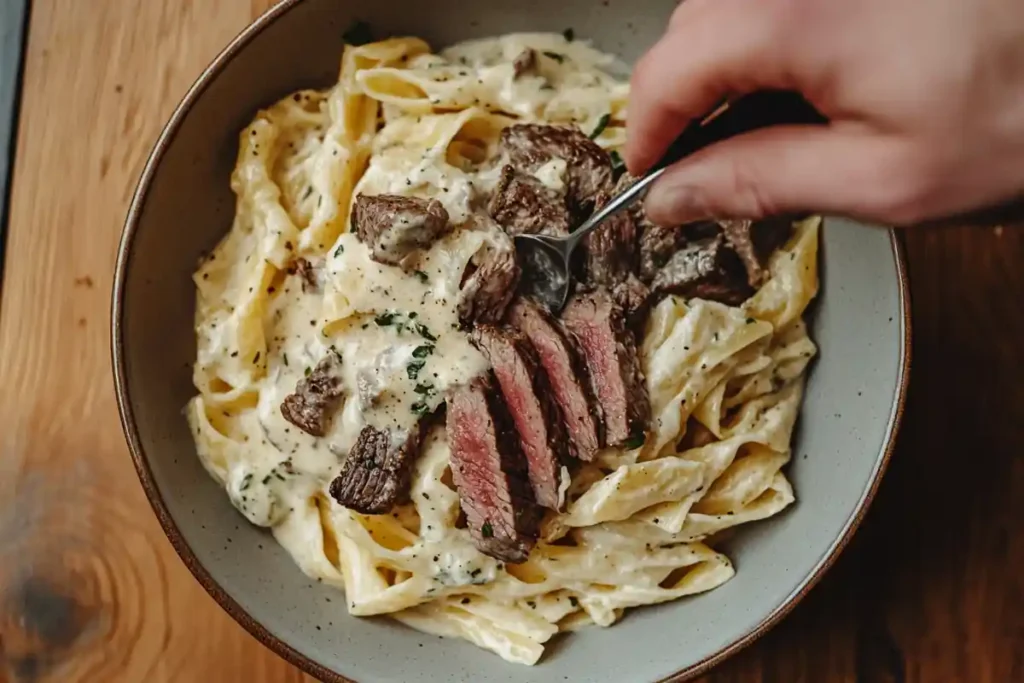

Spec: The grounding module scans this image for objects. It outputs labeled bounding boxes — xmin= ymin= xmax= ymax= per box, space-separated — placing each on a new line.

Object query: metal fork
xmin=514 ymin=90 xmax=828 ymax=312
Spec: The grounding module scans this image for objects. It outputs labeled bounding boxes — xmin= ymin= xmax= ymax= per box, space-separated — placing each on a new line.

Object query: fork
xmin=514 ymin=90 xmax=828 ymax=312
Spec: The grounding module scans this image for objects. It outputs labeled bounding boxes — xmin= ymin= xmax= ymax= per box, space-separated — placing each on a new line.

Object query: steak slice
xmin=470 ymin=325 xmax=567 ymax=509
xmin=499 ymin=123 xmax=613 ymax=214
xmin=584 ymin=190 xmax=649 ymax=320
xmin=719 ymin=218 xmax=793 ymax=287
xmin=651 ymin=235 xmax=751 ymax=305
xmin=488 ymin=164 xmax=572 ymax=237
xmin=560 ymin=289 xmax=650 ymax=448
xmin=351 ymin=194 xmax=450 ymax=267
xmin=448 ymin=374 xmax=541 ymax=563
xmin=508 ymin=299 xmax=602 ymax=460
xmin=281 ymin=354 xmax=344 ymax=437
xmin=457 ymin=222 xmax=521 ymax=325
xmin=329 ymin=422 xmax=426 ymax=514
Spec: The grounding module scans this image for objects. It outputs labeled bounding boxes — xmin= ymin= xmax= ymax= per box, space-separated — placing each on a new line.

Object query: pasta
xmin=186 ymin=32 xmax=819 ymax=665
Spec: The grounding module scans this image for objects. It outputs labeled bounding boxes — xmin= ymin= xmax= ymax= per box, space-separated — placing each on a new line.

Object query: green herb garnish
xmin=562 ymin=28 xmax=575 ymax=42
xmin=415 ymin=323 xmax=437 ymax=342
xmin=414 ymin=383 xmax=434 ymax=395
xmin=609 ymin=150 xmax=626 ymax=174
xmin=543 ymin=51 xmax=566 ymax=63
xmin=375 ymin=312 xmax=397 ymax=326
xmin=590 ymin=113 xmax=611 ymax=140
xmin=334 ymin=244 xmax=344 ymax=257
xmin=411 ymin=401 xmax=430 ymax=415
xmin=414 ymin=270 xmax=429 ymax=283
xmin=481 ymin=521 xmax=493 ymax=538
xmin=342 ymin=20 xmax=373 ymax=46
xmin=407 ymin=360 xmax=426 ymax=380
xmin=412 ymin=344 xmax=434 ymax=359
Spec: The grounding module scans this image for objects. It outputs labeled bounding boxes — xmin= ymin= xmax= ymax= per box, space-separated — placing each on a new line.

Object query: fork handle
xmin=651 ymin=90 xmax=828 ymax=173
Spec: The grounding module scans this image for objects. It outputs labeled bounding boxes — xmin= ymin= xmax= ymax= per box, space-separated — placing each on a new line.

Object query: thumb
xmin=644 ymin=125 xmax=912 ymax=225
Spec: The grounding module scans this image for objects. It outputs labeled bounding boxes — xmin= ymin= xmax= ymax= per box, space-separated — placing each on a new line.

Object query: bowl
xmin=111 ymin=0 xmax=911 ymax=681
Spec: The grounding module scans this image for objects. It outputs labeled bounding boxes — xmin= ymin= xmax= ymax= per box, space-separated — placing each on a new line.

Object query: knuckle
xmin=874 ymin=150 xmax=947 ymax=226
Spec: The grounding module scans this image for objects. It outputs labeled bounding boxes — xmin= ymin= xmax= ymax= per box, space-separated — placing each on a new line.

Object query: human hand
xmin=626 ymin=0 xmax=1024 ymax=227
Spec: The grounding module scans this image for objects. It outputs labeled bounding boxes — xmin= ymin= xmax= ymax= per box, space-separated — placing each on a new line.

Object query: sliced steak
xmin=470 ymin=325 xmax=566 ymax=509
xmin=499 ymin=123 xmax=613 ymax=213
xmin=651 ymin=235 xmax=751 ymax=305
xmin=488 ymin=164 xmax=572 ymax=237
xmin=583 ymin=190 xmax=649 ymax=319
xmin=351 ymin=194 xmax=450 ymax=267
xmin=328 ymin=422 xmax=426 ymax=514
xmin=280 ymin=354 xmax=344 ymax=437
xmin=447 ymin=374 xmax=542 ymax=563
xmin=457 ymin=222 xmax=521 ymax=325
xmin=719 ymin=218 xmax=793 ymax=287
xmin=560 ymin=289 xmax=650 ymax=448
xmin=508 ymin=299 xmax=602 ymax=460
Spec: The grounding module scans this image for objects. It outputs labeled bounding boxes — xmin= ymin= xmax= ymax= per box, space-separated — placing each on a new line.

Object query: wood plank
xmin=1 ymin=1 xmax=1021 ymax=682
xmin=0 ymin=1 xmax=315 ymax=681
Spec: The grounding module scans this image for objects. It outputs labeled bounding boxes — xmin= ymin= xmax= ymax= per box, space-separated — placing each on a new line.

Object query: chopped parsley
xmin=590 ymin=113 xmax=611 ymax=140
xmin=406 ymin=360 xmax=426 ymax=380
xmin=415 ymin=323 xmax=438 ymax=341
xmin=342 ymin=20 xmax=373 ymax=46
xmin=304 ymin=366 xmax=312 ymax=377
xmin=334 ymin=243 xmax=344 ymax=257
xmin=481 ymin=521 xmax=493 ymax=538
xmin=569 ymin=596 xmax=579 ymax=608
xmin=412 ymin=344 xmax=434 ymax=359
xmin=414 ymin=270 xmax=429 ymax=283
xmin=414 ymin=383 xmax=435 ymax=395
xmin=411 ymin=401 xmax=430 ymax=416
xmin=562 ymin=27 xmax=575 ymax=42
xmin=374 ymin=312 xmax=397 ymax=326
xmin=543 ymin=51 xmax=566 ymax=63
xmin=609 ymin=150 xmax=626 ymax=175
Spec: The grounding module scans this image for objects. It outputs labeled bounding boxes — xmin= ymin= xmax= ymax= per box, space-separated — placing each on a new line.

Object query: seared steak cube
xmin=457 ymin=222 xmax=521 ymax=325
xmin=328 ymin=422 xmax=426 ymax=514
xmin=651 ymin=235 xmax=751 ymax=305
xmin=447 ymin=374 xmax=541 ymax=563
xmin=280 ymin=354 xmax=344 ymax=437
xmin=488 ymin=165 xmax=572 ymax=237
xmin=508 ymin=299 xmax=603 ymax=460
xmin=500 ymin=123 xmax=613 ymax=213
xmin=719 ymin=218 xmax=793 ymax=287
xmin=560 ymin=289 xmax=650 ymax=448
xmin=352 ymin=194 xmax=450 ymax=267
xmin=470 ymin=325 xmax=567 ymax=509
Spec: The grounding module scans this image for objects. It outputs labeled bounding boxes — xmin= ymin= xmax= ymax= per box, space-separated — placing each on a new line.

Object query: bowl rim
xmin=110 ymin=1 xmax=913 ymax=680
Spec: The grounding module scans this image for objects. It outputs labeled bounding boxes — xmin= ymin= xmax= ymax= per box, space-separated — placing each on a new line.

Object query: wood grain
xmin=0 ymin=1 xmax=1021 ymax=682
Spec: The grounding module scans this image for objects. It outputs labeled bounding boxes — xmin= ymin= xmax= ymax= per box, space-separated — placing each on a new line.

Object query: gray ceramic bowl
xmin=112 ymin=1 xmax=911 ymax=681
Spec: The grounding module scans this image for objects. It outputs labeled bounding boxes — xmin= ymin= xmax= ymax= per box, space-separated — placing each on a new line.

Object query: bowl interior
xmin=114 ymin=1 xmax=908 ymax=681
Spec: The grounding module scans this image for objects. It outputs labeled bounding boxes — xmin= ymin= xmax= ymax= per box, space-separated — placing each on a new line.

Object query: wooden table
xmin=0 ymin=1 xmax=1020 ymax=681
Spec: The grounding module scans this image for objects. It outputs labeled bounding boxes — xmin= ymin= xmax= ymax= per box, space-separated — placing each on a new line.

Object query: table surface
xmin=0 ymin=1 xmax=1021 ymax=682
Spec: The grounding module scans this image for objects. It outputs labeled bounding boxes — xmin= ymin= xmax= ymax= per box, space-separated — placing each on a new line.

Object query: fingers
xmin=625 ymin=0 xmax=797 ymax=174
xmin=643 ymin=125 xmax=912 ymax=224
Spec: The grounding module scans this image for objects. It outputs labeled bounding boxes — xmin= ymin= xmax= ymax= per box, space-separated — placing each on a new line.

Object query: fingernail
xmin=646 ymin=180 xmax=708 ymax=226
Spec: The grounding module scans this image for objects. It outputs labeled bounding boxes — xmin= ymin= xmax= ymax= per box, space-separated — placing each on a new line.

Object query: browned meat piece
xmin=470 ymin=326 xmax=567 ymax=509
xmin=508 ymin=299 xmax=602 ymax=460
xmin=560 ymin=289 xmax=650 ymax=448
xmin=651 ymin=235 xmax=751 ymax=305
xmin=328 ymin=423 xmax=426 ymax=514
xmin=612 ymin=274 xmax=652 ymax=326
xmin=457 ymin=222 xmax=521 ymax=325
xmin=488 ymin=165 xmax=572 ymax=237
xmin=351 ymin=194 xmax=450 ymax=267
xmin=499 ymin=123 xmax=613 ymax=213
xmin=582 ymin=190 xmax=650 ymax=319
xmin=280 ymin=354 xmax=344 ymax=437
xmin=719 ymin=218 xmax=793 ymax=287
xmin=512 ymin=48 xmax=536 ymax=79
xmin=447 ymin=374 xmax=542 ymax=563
